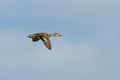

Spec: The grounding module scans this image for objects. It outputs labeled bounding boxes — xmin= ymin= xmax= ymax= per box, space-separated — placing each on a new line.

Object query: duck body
xmin=27 ymin=32 xmax=62 ymax=50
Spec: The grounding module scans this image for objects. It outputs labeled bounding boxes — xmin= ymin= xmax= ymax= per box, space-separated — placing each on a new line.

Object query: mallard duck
xmin=27 ymin=32 xmax=62 ymax=50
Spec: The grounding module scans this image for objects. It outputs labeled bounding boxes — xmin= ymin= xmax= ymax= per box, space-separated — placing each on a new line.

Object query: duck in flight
xmin=27 ymin=32 xmax=62 ymax=50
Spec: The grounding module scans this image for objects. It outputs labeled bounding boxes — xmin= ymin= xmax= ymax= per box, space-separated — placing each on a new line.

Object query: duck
xmin=27 ymin=32 xmax=62 ymax=50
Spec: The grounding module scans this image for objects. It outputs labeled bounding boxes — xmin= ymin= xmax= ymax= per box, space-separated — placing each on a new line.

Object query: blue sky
xmin=0 ymin=0 xmax=120 ymax=80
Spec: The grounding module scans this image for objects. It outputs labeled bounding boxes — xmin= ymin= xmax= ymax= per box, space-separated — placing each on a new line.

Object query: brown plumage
xmin=27 ymin=32 xmax=62 ymax=50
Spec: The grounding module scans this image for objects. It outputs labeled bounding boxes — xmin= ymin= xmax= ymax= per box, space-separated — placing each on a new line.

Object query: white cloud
xmin=0 ymin=27 xmax=119 ymax=80
xmin=0 ymin=29 xmax=97 ymax=80
xmin=0 ymin=29 xmax=97 ymax=70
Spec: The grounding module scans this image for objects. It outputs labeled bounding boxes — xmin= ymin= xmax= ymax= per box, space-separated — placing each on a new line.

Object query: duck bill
xmin=59 ymin=35 xmax=62 ymax=36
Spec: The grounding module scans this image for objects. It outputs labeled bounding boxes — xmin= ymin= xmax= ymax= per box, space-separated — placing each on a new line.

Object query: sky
xmin=0 ymin=0 xmax=120 ymax=80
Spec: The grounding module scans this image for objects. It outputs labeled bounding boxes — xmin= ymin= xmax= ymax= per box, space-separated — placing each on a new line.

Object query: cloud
xmin=0 ymin=44 xmax=96 ymax=80
xmin=0 ymin=25 xmax=120 ymax=80
xmin=0 ymin=29 xmax=97 ymax=80
xmin=1 ymin=27 xmax=119 ymax=69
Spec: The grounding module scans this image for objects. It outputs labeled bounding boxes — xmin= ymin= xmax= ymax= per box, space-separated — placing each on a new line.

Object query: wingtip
xmin=48 ymin=48 xmax=52 ymax=50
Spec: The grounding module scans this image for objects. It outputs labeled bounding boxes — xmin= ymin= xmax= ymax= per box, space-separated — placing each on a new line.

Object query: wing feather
xmin=39 ymin=36 xmax=51 ymax=50
xmin=32 ymin=37 xmax=39 ymax=42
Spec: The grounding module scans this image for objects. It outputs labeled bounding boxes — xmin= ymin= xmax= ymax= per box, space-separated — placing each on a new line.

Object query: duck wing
xmin=39 ymin=36 xmax=51 ymax=50
xmin=32 ymin=36 xmax=40 ymax=42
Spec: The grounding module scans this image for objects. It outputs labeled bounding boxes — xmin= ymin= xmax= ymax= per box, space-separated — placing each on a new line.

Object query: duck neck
xmin=48 ymin=34 xmax=53 ymax=37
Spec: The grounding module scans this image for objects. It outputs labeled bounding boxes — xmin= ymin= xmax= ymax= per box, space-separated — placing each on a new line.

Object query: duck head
xmin=52 ymin=33 xmax=62 ymax=37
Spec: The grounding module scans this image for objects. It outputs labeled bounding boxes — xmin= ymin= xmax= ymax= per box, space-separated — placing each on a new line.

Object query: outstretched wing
xmin=39 ymin=36 xmax=51 ymax=50
xmin=32 ymin=36 xmax=40 ymax=42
